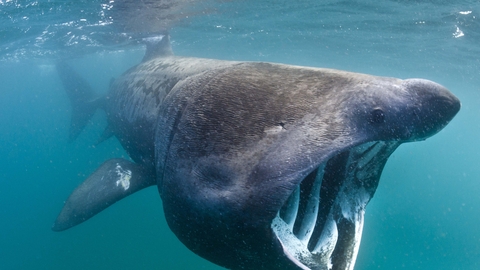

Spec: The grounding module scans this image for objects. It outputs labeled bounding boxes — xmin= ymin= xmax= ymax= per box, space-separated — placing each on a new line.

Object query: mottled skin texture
xmin=106 ymin=57 xmax=239 ymax=164
xmin=100 ymin=55 xmax=459 ymax=269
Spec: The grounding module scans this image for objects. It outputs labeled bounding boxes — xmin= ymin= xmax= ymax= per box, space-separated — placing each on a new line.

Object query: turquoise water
xmin=1 ymin=0 xmax=479 ymax=269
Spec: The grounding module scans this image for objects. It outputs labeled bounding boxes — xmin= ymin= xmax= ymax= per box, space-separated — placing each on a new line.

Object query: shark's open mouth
xmin=272 ymin=141 xmax=400 ymax=270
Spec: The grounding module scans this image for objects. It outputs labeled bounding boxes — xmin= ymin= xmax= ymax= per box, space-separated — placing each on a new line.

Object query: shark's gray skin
xmin=53 ymin=36 xmax=460 ymax=270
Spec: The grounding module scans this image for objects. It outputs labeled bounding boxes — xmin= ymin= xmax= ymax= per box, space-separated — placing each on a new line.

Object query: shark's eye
xmin=369 ymin=108 xmax=385 ymax=124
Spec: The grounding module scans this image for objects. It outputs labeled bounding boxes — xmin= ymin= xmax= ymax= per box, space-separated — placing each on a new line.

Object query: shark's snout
xmin=404 ymin=79 xmax=460 ymax=140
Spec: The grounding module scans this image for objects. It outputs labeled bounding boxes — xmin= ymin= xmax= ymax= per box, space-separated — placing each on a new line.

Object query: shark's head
xmin=157 ymin=63 xmax=460 ymax=270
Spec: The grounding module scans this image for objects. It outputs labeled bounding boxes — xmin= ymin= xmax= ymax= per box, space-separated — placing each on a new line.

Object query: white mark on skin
xmin=453 ymin=26 xmax=464 ymax=38
xmin=115 ymin=163 xmax=132 ymax=191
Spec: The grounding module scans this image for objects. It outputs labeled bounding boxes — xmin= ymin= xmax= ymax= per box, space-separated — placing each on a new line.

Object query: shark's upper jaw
xmin=271 ymin=141 xmax=400 ymax=270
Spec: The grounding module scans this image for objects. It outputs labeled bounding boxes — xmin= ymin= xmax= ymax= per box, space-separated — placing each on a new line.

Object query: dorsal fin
xmin=142 ymin=35 xmax=173 ymax=62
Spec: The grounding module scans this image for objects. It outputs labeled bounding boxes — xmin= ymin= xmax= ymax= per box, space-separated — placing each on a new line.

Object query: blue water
xmin=1 ymin=0 xmax=479 ymax=269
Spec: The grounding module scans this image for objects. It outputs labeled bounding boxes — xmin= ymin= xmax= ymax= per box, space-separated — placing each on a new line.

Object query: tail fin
xmin=56 ymin=61 xmax=104 ymax=141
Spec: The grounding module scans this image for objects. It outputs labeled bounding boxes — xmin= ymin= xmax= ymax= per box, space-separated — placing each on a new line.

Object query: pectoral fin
xmin=52 ymin=159 xmax=155 ymax=231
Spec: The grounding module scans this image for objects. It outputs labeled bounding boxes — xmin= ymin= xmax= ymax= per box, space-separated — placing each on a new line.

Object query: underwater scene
xmin=0 ymin=0 xmax=479 ymax=269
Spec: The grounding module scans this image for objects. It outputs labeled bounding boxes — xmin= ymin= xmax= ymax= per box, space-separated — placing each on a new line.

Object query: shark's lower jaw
xmin=271 ymin=141 xmax=400 ymax=270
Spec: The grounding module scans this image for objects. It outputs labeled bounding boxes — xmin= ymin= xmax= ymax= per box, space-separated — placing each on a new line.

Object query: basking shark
xmin=53 ymin=36 xmax=460 ymax=270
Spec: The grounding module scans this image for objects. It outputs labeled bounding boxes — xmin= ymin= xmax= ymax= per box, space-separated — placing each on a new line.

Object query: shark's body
xmin=53 ymin=36 xmax=460 ymax=270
